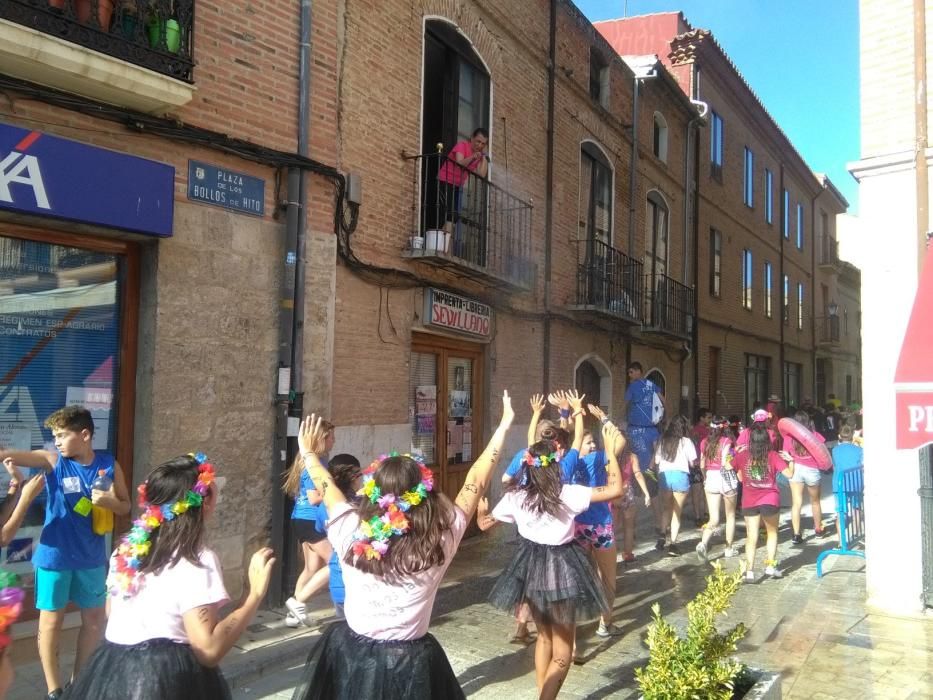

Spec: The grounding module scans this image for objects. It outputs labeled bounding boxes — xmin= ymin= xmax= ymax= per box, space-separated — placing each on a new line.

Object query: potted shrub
xmin=146 ymin=1 xmax=181 ymax=53
xmin=75 ymin=0 xmax=115 ymax=30
xmin=635 ymin=563 xmax=780 ymax=699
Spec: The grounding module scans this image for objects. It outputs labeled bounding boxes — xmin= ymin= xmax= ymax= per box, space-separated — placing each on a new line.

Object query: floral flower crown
xmin=0 ymin=571 xmax=23 ymax=654
xmin=350 ymin=452 xmax=434 ymax=561
xmin=108 ymin=453 xmax=215 ymax=598
xmin=523 ymin=450 xmax=560 ymax=468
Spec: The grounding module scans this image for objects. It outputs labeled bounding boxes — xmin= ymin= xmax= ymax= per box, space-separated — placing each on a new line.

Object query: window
xmin=710 ymin=111 xmax=724 ymax=177
xmin=579 ymin=143 xmax=613 ymax=245
xmin=797 ymin=282 xmax=804 ymax=330
xmin=764 ymin=262 xmax=773 ymax=318
xmin=765 ymin=169 xmax=773 ymax=224
xmin=653 ymin=113 xmax=668 ymax=162
xmin=709 ymin=228 xmax=722 ymax=297
xmin=741 ymin=249 xmax=753 ymax=310
xmin=745 ymin=354 xmax=771 ymax=418
xmin=782 ymin=274 xmax=790 ymax=324
xmin=783 ymin=362 xmax=802 ymax=407
xmin=845 ymin=375 xmax=853 ymax=405
xmin=743 ymin=147 xmax=754 ymax=206
xmin=589 ymin=48 xmax=609 ymax=108
xmin=646 ymin=192 xmax=669 ymax=278
xmin=782 ymin=189 xmax=790 ymax=238
xmin=796 ymin=203 xmax=805 ymax=250
xmin=844 ymin=307 xmax=849 ymax=335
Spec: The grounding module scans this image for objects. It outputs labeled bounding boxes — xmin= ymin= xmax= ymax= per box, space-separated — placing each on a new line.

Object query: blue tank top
xmin=33 ymin=452 xmax=115 ymax=571
xmin=291 ymin=469 xmax=320 ymax=521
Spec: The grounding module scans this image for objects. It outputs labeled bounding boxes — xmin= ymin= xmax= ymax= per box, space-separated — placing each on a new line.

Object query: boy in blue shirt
xmin=0 ymin=406 xmax=130 ymax=699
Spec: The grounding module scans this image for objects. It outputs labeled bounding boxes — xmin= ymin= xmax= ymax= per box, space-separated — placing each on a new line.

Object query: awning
xmin=895 ymin=248 xmax=933 ymax=449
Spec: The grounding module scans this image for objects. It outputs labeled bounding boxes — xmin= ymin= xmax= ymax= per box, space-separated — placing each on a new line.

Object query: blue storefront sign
xmin=0 ymin=121 xmax=175 ymax=237
xmin=187 ymin=160 xmax=265 ymax=216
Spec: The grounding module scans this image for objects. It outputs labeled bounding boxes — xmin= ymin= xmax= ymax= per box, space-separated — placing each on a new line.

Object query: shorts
xmin=703 ymin=470 xmax=738 ymax=496
xmin=741 ymin=504 xmax=780 ymax=517
xmin=292 ymin=518 xmax=327 ymax=545
xmin=35 ymin=566 xmax=107 ymax=611
xmin=573 ymin=522 xmax=615 ymax=549
xmin=658 ymin=470 xmax=690 ymax=493
xmin=791 ymin=464 xmax=823 ymax=487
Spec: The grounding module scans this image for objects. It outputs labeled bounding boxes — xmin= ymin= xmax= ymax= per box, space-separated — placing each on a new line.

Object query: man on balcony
xmin=437 ymin=128 xmax=489 ymax=254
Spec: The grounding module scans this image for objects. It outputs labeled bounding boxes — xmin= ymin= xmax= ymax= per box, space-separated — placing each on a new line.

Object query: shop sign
xmin=187 ymin=160 xmax=265 ymax=216
xmin=0 ymin=122 xmax=174 ymax=237
xmin=424 ymin=288 xmax=491 ymax=338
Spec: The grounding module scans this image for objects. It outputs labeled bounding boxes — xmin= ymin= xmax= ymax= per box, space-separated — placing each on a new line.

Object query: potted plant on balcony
xmin=635 ymin=563 xmax=780 ymax=699
xmin=146 ymin=0 xmax=181 ymax=53
xmin=75 ymin=0 xmax=116 ymax=31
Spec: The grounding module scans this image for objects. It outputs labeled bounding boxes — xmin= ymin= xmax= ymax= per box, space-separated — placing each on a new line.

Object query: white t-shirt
xmin=105 ymin=548 xmax=229 ymax=645
xmin=327 ymin=500 xmax=468 ymax=642
xmin=655 ymin=437 xmax=698 ymax=474
xmin=491 ymin=484 xmax=591 ymax=545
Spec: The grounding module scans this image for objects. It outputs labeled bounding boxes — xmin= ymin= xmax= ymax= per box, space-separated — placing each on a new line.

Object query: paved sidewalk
xmin=7 ymin=477 xmax=933 ymax=699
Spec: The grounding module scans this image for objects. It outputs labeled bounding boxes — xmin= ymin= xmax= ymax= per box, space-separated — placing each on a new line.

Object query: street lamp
xmin=828 ymin=300 xmax=839 ymax=317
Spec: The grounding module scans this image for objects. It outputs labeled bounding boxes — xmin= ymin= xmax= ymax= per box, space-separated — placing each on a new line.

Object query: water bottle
xmin=91 ymin=469 xmax=113 ymax=535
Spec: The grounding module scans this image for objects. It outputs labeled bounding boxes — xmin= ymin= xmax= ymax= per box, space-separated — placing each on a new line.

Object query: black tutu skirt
xmin=488 ymin=538 xmax=608 ymax=625
xmin=290 ymin=621 xmax=465 ymax=700
xmin=62 ymin=638 xmax=231 ymax=700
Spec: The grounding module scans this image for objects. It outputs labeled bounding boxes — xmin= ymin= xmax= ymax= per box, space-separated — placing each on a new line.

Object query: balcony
xmin=0 ymin=0 xmax=195 ymax=113
xmin=568 ymin=238 xmax=643 ymax=325
xmin=642 ymin=272 xmax=694 ymax=339
xmin=402 ymin=151 xmax=535 ymax=291
xmin=818 ymin=315 xmax=841 ymax=346
xmin=818 ymin=236 xmax=843 ymax=271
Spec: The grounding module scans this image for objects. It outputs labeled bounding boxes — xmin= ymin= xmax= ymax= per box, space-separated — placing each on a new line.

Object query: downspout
xmin=915 ymin=0 xmax=929 ymax=273
xmin=689 ymin=99 xmax=706 ymax=416
xmin=779 ymin=164 xmax=786 ymax=402
xmin=543 ymin=0 xmax=556 ymax=396
xmin=270 ymin=0 xmax=313 ymax=607
xmin=810 ymin=187 xmax=819 ymax=402
xmin=628 ymin=76 xmax=640 ymax=256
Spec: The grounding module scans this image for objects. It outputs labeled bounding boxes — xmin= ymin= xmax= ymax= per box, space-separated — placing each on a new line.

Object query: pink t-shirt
xmin=736 ymin=427 xmax=776 ymax=448
xmin=699 ymin=437 xmax=733 ymax=471
xmin=787 ymin=432 xmax=826 ymax=468
xmin=105 ymin=548 xmax=229 ymax=645
xmin=327 ymin=500 xmax=468 ymax=641
xmin=491 ymin=484 xmax=591 ymax=545
xmin=437 ymin=141 xmax=481 ymax=186
xmin=734 ymin=450 xmax=787 ymax=509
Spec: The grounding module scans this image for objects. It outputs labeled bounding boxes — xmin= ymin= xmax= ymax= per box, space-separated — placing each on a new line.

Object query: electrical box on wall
xmin=347 ymin=173 xmax=362 ymax=204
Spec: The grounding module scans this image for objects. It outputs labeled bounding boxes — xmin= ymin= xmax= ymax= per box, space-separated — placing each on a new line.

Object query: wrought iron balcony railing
xmin=819 ymin=236 xmax=840 ymax=268
xmin=1 ymin=0 xmax=195 ymax=82
xmin=818 ymin=315 xmax=841 ymax=344
xmin=405 ymin=151 xmax=534 ymax=290
xmin=644 ymin=272 xmax=694 ymax=337
xmin=570 ymin=238 xmax=643 ymax=323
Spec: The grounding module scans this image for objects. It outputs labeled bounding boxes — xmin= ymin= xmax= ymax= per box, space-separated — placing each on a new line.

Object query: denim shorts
xmin=658 ymin=470 xmax=690 ymax=493
xmin=791 ymin=464 xmax=823 ymax=487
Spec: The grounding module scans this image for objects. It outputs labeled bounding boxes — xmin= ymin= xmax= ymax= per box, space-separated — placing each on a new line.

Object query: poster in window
xmin=416 ymin=414 xmax=435 ymax=435
xmin=416 ymin=385 xmax=437 ymax=416
xmin=449 ymin=390 xmax=470 ymax=418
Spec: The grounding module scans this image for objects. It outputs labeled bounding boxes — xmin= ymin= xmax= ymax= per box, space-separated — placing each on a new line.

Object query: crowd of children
xmin=0 ymin=381 xmax=864 ymax=699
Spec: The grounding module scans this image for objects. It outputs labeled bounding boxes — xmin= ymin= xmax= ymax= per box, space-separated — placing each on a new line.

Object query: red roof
xmin=895 ymin=249 xmax=933 ymax=384
xmin=594 ymin=13 xmax=688 ymax=66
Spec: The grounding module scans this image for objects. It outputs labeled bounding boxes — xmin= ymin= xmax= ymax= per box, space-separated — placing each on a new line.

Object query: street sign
xmin=187 ymin=160 xmax=264 ymax=216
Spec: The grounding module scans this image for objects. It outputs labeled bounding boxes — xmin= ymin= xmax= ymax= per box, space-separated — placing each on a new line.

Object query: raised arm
xmin=0 ymin=449 xmax=57 ymax=471
xmin=567 ymin=390 xmax=586 ymax=452
xmin=455 ymin=391 xmax=514 ymax=519
xmin=589 ymin=422 xmax=624 ymax=503
xmin=1 ymin=473 xmax=46 ymax=547
xmin=527 ymin=393 xmax=545 ymax=447
xmin=297 ymin=416 xmax=346 ymax=513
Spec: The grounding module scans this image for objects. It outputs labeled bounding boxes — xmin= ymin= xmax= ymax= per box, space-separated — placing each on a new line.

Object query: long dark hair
xmin=139 ymin=455 xmax=210 ymax=576
xmin=658 ymin=415 xmax=689 ymax=461
xmin=792 ymin=410 xmax=813 ymax=457
xmin=328 ymin=453 xmax=361 ymax=499
xmin=747 ymin=424 xmax=774 ymax=474
xmin=538 ymin=424 xmax=570 ymax=450
xmin=703 ymin=416 xmax=730 ymax=462
xmin=345 ymin=455 xmax=455 ymax=577
xmin=505 ymin=440 xmax=564 ymax=518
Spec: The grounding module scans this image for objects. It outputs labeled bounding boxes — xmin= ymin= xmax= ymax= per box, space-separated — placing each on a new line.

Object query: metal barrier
xmin=816 ymin=465 xmax=865 ymax=577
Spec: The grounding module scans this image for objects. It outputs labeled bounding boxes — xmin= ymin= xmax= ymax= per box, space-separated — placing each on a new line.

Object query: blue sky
xmin=576 ymin=0 xmax=861 ymax=212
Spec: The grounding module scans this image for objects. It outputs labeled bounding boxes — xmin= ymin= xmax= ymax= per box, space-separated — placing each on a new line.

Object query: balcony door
xmin=579 ymin=143 xmax=614 ymax=306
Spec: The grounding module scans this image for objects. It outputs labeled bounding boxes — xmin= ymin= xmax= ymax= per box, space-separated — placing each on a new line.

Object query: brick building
xmin=597 ymin=12 xmax=858 ymax=417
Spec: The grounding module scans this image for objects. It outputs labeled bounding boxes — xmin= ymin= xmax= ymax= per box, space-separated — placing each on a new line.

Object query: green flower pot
xmin=147 ymin=18 xmax=180 ymax=53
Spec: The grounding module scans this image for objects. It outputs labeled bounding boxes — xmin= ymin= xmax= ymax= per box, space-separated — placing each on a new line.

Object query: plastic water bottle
xmin=91 ymin=470 xmax=113 ymax=535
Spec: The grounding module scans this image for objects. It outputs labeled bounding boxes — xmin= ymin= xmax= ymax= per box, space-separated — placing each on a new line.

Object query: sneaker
xmin=285 ymin=597 xmax=311 ymax=627
xmin=46 ymin=691 xmax=63 ymax=700
xmin=622 ymin=551 xmax=636 ymax=563
xmin=666 ymin=543 xmax=681 ymax=557
xmin=695 ymin=542 xmax=708 ymax=563
xmin=596 ymin=622 xmax=624 ymax=637
xmin=764 ymin=564 xmax=783 ymax=579
xmin=655 ymin=537 xmax=666 ymax=551
xmin=285 ymin=612 xmax=301 ymax=628
xmin=744 ymin=570 xmax=756 ymax=583
xmin=723 ymin=545 xmax=737 ymax=558
xmin=791 ymin=534 xmax=804 ymax=546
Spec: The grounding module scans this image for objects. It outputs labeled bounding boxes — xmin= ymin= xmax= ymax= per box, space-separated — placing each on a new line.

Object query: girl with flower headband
xmin=64 ymin=454 xmax=275 ymax=700
xmin=732 ymin=424 xmax=796 ymax=583
xmin=290 ymin=392 xmax=515 ymax=700
xmin=479 ymin=421 xmax=626 ymax=700
xmin=696 ymin=416 xmax=740 ymax=563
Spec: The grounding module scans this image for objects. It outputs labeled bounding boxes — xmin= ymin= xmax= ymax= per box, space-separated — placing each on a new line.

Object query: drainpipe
xmin=915 ymin=0 xmax=929 ymax=273
xmin=779 ymin=164 xmax=786 ymax=402
xmin=270 ymin=0 xmax=313 ymax=608
xmin=687 ymin=69 xmax=708 ymax=415
xmin=810 ymin=188 xmax=819 ymax=402
xmin=543 ymin=0 xmax=556 ymax=395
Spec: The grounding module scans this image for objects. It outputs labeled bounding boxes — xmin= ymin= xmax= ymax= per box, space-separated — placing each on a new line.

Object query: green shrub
xmin=635 ymin=563 xmax=748 ymax=700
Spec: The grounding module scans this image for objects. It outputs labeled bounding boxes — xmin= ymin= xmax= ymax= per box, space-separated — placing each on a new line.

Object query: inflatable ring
xmin=777 ymin=417 xmax=832 ymax=470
